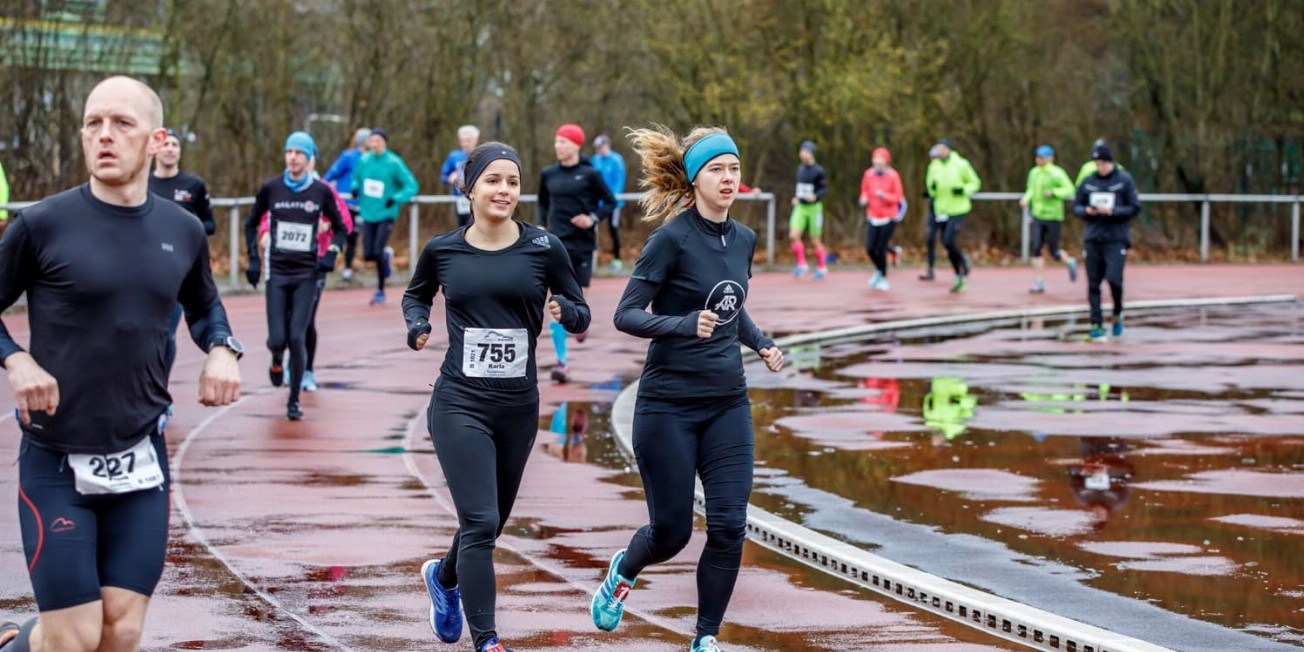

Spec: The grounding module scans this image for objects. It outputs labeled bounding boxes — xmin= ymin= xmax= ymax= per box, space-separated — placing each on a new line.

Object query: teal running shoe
xmin=1067 ymin=256 xmax=1079 ymax=283
xmin=1112 ymin=314 xmax=1125 ymax=338
xmin=813 ymin=267 xmax=827 ymax=280
xmin=793 ymin=265 xmax=807 ymax=278
xmin=301 ymin=370 xmax=318 ymax=392
xmin=591 ymin=549 xmax=635 ymax=632
xmin=1086 ymin=324 xmax=1109 ymax=343
xmin=692 ymin=635 xmax=724 ymax=652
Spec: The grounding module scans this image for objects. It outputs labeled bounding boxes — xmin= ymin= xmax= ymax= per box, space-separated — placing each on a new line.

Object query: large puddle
xmin=741 ymin=303 xmax=1304 ymax=648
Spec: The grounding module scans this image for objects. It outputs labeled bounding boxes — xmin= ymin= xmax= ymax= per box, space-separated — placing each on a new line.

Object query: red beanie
xmin=556 ymin=124 xmax=585 ymax=147
xmin=873 ymin=147 xmax=891 ymax=164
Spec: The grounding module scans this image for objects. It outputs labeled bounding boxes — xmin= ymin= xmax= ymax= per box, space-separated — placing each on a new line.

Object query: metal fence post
xmin=1293 ymin=200 xmax=1300 ymax=263
xmin=1020 ymin=204 xmax=1031 ymax=263
xmin=765 ymin=194 xmax=776 ymax=266
xmin=228 ymin=206 xmax=240 ymax=289
xmin=409 ymin=202 xmax=420 ymax=277
xmin=1200 ymin=199 xmax=1211 ymax=262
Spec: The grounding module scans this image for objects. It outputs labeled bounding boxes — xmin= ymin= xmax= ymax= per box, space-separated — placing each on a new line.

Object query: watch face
xmin=226 ymin=336 xmax=245 ymax=355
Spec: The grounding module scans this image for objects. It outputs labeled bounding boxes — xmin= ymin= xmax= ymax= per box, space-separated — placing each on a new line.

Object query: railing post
xmin=1020 ymin=203 xmax=1031 ymax=263
xmin=765 ymin=194 xmax=776 ymax=266
xmin=409 ymin=202 xmax=420 ymax=279
xmin=1292 ymin=200 xmax=1300 ymax=263
xmin=228 ymin=206 xmax=240 ymax=289
xmin=1200 ymin=199 xmax=1211 ymax=262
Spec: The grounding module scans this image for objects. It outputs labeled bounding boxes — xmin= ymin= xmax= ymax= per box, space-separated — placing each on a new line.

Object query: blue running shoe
xmin=591 ymin=549 xmax=635 ymax=632
xmin=1086 ymin=324 xmax=1109 ymax=343
xmin=370 ymin=290 xmax=386 ymax=305
xmin=813 ymin=267 xmax=827 ymax=280
xmin=478 ymin=637 xmax=512 ymax=652
xmin=421 ymin=559 xmax=463 ymax=643
xmin=793 ymin=265 xmax=807 ymax=278
xmin=692 ymin=635 xmax=724 ymax=652
xmin=1112 ymin=314 xmax=1125 ymax=338
xmin=301 ymin=370 xmax=318 ymax=392
xmin=1067 ymin=256 xmax=1079 ymax=283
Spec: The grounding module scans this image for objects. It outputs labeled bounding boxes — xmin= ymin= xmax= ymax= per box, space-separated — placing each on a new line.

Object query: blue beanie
xmin=285 ymin=131 xmax=317 ymax=160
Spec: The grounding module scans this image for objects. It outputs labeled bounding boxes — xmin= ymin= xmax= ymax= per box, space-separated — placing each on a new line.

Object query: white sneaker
xmin=874 ymin=277 xmax=891 ymax=292
xmin=341 ymin=268 xmax=354 ymax=281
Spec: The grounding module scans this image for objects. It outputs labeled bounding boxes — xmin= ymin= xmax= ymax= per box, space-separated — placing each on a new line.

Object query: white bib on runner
xmin=455 ymin=197 xmax=472 ymax=214
xmin=463 ymin=328 xmax=528 ymax=378
xmin=795 ymin=182 xmax=814 ymax=199
xmin=68 ymin=435 xmax=164 ymax=495
xmin=275 ymin=221 xmax=314 ymax=253
xmin=1089 ymin=192 xmax=1116 ymax=211
xmin=1084 ymin=470 xmax=1111 ymax=491
xmin=363 ymin=179 xmax=385 ymax=199
xmin=935 ymin=213 xmax=950 ymax=222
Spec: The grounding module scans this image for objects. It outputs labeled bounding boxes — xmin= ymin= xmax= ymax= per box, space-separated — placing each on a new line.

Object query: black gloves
xmin=245 ymin=260 xmax=261 ymax=288
xmin=952 ymin=187 xmax=965 ymax=196
xmin=407 ymin=320 xmax=433 ymax=350
xmin=318 ymin=250 xmax=338 ymax=272
xmin=384 ymin=198 xmax=397 ymax=209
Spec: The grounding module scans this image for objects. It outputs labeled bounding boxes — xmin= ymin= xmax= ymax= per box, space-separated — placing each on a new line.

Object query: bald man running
xmin=0 ymin=76 xmax=243 ymax=652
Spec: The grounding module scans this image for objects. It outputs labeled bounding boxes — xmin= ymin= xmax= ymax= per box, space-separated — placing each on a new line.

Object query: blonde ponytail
xmin=628 ymin=125 xmax=729 ymax=225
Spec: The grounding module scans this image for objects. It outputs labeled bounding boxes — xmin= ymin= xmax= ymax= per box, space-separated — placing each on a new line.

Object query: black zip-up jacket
xmin=536 ymin=158 xmax=616 ymax=253
xmin=615 ymin=207 xmax=775 ymax=400
xmin=795 ymin=163 xmax=829 ymax=204
xmin=1073 ymin=168 xmax=1141 ymax=244
xmin=244 ymin=177 xmax=348 ymax=281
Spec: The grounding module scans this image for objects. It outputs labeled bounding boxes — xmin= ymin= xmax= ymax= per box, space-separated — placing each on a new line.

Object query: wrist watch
xmin=212 ymin=335 xmax=245 ymax=360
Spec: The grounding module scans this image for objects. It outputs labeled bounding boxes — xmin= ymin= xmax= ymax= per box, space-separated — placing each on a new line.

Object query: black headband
xmin=462 ymin=145 xmax=523 ymax=196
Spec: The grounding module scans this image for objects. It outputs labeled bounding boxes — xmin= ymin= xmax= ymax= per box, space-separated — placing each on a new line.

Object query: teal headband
xmin=684 ymin=133 xmax=739 ymax=183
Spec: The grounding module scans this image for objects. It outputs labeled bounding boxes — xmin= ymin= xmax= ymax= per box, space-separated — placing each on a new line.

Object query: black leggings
xmin=428 ymin=378 xmax=539 ymax=649
xmin=363 ymin=219 xmax=395 ymax=291
xmin=1085 ymin=240 xmax=1127 ymax=325
xmin=608 ymin=207 xmax=623 ymax=259
xmin=924 ymin=206 xmax=939 ymax=271
xmin=265 ymin=275 xmax=316 ymax=405
xmin=343 ymin=208 xmax=360 ymax=269
xmin=940 ymin=213 xmax=968 ymax=275
xmin=620 ymin=394 xmax=754 ymax=641
xmin=305 ymin=273 xmax=326 ymax=372
xmin=865 ymin=221 xmax=898 ymax=275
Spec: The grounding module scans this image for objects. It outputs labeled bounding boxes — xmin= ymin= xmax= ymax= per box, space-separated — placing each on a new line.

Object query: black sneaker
xmin=918 ymin=270 xmax=936 ymax=281
xmin=269 ymin=359 xmax=284 ymax=387
xmin=550 ymin=364 xmax=571 ymax=384
xmin=287 ymin=401 xmax=304 ymax=421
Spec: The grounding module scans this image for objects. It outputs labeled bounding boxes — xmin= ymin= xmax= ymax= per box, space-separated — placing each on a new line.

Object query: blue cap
xmin=284 ymin=131 xmax=317 ymax=160
xmin=800 ymin=140 xmax=817 ymax=154
xmin=1036 ymin=145 xmax=1054 ymax=158
xmin=684 ymin=133 xmax=740 ymax=183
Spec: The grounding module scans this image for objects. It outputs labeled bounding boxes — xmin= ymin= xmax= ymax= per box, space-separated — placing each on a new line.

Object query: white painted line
xmin=171 ymin=392 xmax=355 ymax=651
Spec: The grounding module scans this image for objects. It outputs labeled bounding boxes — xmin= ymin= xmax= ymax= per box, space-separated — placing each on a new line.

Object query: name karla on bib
xmin=463 ymin=328 xmax=528 ymax=378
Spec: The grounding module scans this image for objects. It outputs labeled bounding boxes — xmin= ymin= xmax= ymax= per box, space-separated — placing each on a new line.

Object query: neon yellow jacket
xmin=1021 ymin=163 xmax=1075 ymax=221
xmin=926 ymin=153 xmax=981 ymax=217
xmin=0 ymin=159 xmax=9 ymax=221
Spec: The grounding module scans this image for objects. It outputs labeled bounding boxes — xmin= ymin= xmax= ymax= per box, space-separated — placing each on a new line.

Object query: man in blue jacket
xmin=440 ymin=125 xmax=479 ymax=229
xmin=590 ymin=134 xmax=626 ymax=271
xmin=1073 ymin=142 xmax=1140 ymax=343
xmin=323 ymin=128 xmax=371 ymax=280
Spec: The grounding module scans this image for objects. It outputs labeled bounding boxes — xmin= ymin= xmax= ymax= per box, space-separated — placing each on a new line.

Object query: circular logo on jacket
xmin=304 ymin=200 xmax=317 ymax=214
xmin=705 ymin=280 xmax=746 ymax=325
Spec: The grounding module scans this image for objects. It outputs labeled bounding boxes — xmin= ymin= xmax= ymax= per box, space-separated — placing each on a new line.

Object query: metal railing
xmin=2 ymin=189 xmax=1298 ymax=288
xmin=974 ymin=192 xmax=1302 ymax=263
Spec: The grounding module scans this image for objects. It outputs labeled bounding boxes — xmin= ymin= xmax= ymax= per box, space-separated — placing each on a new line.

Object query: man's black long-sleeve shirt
xmin=1073 ymin=168 xmax=1141 ymax=244
xmin=403 ymin=223 xmax=590 ymax=406
xmin=0 ymin=185 xmax=232 ymax=454
xmin=614 ymin=208 xmax=774 ymax=400
xmin=244 ymin=177 xmax=348 ymax=280
xmin=536 ymin=158 xmax=616 ymax=253
xmin=150 ymin=171 xmax=216 ymax=235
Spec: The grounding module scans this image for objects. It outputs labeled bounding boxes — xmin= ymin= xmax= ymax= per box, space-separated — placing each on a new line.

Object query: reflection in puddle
xmin=748 ymin=304 xmax=1304 ymax=645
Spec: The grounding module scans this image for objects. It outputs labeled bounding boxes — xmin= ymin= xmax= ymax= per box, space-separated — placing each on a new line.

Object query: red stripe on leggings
xmin=17 ymin=487 xmax=43 ymax=575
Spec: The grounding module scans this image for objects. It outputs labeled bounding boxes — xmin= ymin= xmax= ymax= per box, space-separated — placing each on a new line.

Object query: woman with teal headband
xmin=590 ymin=126 xmax=785 ymax=652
